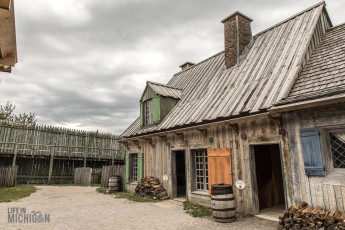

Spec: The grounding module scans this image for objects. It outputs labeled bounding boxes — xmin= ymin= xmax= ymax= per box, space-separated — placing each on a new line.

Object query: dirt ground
xmin=0 ymin=186 xmax=277 ymax=230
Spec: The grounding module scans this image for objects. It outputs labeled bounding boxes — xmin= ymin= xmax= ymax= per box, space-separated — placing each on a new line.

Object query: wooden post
xmin=84 ymin=136 xmax=88 ymax=167
xmin=48 ymin=145 xmax=55 ymax=184
xmin=12 ymin=143 xmax=18 ymax=166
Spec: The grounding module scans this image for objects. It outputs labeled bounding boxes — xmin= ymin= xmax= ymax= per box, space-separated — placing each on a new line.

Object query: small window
xmin=193 ymin=149 xmax=208 ymax=191
xmin=130 ymin=153 xmax=138 ymax=182
xmin=329 ymin=131 xmax=345 ymax=169
xmin=144 ymin=100 xmax=152 ymax=125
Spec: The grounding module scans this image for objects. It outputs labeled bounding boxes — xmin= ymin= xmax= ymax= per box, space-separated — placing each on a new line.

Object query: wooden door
xmin=207 ymin=148 xmax=232 ymax=194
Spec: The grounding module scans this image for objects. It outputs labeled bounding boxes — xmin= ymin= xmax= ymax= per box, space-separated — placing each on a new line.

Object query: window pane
xmin=330 ymin=132 xmax=345 ymax=168
xmin=144 ymin=100 xmax=152 ymax=125
xmin=131 ymin=154 xmax=138 ymax=181
xmin=193 ymin=149 xmax=208 ymax=191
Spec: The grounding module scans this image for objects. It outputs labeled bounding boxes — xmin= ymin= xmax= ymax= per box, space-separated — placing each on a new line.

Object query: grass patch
xmin=183 ymin=201 xmax=212 ymax=218
xmin=96 ymin=188 xmax=158 ymax=202
xmin=0 ymin=185 xmax=37 ymax=203
xmin=96 ymin=187 xmax=108 ymax=194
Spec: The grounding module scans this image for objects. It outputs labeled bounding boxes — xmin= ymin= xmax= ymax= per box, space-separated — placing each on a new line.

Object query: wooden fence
xmin=91 ymin=168 xmax=102 ymax=184
xmin=0 ymin=121 xmax=125 ymax=184
xmin=101 ymin=165 xmax=124 ymax=190
xmin=74 ymin=167 xmax=92 ymax=186
xmin=0 ymin=165 xmax=17 ymax=187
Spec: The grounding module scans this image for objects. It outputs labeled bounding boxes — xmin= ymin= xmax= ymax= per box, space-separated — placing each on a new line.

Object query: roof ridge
xmin=172 ymin=2 xmax=326 ymax=78
xmin=254 ymin=1 xmax=326 ymax=38
xmin=147 ymin=81 xmax=182 ymax=90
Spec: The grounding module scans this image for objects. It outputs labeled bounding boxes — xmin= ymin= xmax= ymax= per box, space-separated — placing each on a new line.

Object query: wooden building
xmin=0 ymin=0 xmax=17 ymax=72
xmin=120 ymin=2 xmax=345 ymax=215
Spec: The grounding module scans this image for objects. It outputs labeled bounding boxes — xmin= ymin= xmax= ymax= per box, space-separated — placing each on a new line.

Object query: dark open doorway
xmin=173 ymin=151 xmax=186 ymax=198
xmin=253 ymin=144 xmax=285 ymax=210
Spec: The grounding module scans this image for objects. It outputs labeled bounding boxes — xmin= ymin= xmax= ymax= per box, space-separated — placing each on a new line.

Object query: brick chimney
xmin=221 ymin=11 xmax=252 ymax=69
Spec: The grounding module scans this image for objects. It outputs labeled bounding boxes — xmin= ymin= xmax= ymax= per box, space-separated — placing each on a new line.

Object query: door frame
xmin=171 ymin=150 xmax=186 ymax=198
xmin=249 ymin=142 xmax=287 ymax=214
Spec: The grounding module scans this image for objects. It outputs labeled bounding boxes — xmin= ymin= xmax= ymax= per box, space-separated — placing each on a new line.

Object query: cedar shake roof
xmin=121 ymin=2 xmax=332 ymax=138
xmin=278 ymin=23 xmax=345 ymax=105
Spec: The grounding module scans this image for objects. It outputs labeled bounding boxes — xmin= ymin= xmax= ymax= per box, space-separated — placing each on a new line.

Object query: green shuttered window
xmin=152 ymin=96 xmax=160 ymax=124
xmin=125 ymin=154 xmax=130 ymax=183
xmin=125 ymin=153 xmax=143 ymax=183
xmin=140 ymin=102 xmax=144 ymax=127
xmin=137 ymin=153 xmax=143 ymax=182
xmin=300 ymin=128 xmax=325 ymax=176
xmin=140 ymin=96 xmax=161 ymax=127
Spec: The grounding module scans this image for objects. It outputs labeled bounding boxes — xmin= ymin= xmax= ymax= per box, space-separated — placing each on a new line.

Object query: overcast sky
xmin=0 ymin=0 xmax=344 ymax=134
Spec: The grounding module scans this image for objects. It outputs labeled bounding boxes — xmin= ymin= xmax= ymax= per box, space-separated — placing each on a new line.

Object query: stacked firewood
xmin=279 ymin=202 xmax=345 ymax=230
xmin=135 ymin=176 xmax=168 ymax=200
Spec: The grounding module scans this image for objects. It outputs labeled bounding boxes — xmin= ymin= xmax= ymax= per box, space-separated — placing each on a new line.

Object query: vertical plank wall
xmin=283 ymin=104 xmax=345 ymax=212
xmin=126 ymin=114 xmax=291 ymax=214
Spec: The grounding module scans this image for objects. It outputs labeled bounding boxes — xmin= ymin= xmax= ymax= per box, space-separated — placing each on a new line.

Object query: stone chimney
xmin=221 ymin=11 xmax=252 ymax=69
xmin=179 ymin=62 xmax=195 ymax=71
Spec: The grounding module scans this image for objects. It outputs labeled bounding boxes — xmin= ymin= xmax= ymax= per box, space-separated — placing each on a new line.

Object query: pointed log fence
xmin=0 ymin=121 xmax=125 ymax=184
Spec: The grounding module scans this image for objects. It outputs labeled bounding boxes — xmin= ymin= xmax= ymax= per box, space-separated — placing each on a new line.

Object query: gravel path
xmin=0 ymin=186 xmax=277 ymax=230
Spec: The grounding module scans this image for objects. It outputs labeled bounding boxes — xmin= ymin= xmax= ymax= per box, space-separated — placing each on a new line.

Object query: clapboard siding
xmin=283 ymin=104 xmax=345 ymax=212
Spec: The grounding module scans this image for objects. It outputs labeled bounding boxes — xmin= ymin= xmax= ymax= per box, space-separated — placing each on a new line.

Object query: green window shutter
xmin=152 ymin=96 xmax=160 ymax=124
xmin=125 ymin=153 xmax=130 ymax=183
xmin=137 ymin=152 xmax=143 ymax=182
xmin=140 ymin=102 xmax=144 ymax=127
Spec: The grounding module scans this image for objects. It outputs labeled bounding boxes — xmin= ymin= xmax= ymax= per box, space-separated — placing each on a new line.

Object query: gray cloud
xmin=0 ymin=0 xmax=344 ymax=134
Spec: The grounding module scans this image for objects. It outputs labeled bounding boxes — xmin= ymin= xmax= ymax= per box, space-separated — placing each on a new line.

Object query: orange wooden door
xmin=207 ymin=148 xmax=232 ymax=194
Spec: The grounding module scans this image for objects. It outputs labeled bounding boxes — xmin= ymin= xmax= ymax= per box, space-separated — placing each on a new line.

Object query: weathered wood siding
xmin=125 ymin=114 xmax=291 ymax=214
xmin=160 ymin=97 xmax=179 ymax=121
xmin=141 ymin=86 xmax=156 ymax=102
xmin=283 ymin=104 xmax=345 ymax=212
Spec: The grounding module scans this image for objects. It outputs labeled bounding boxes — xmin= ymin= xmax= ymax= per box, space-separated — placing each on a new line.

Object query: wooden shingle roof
xmin=142 ymin=81 xmax=182 ymax=100
xmin=278 ymin=23 xmax=345 ymax=105
xmin=122 ymin=2 xmax=330 ymax=138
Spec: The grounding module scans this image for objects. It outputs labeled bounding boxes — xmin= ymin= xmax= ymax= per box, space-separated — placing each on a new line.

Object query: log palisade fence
xmin=0 ymin=121 xmax=125 ymax=184
xmin=0 ymin=165 xmax=17 ymax=187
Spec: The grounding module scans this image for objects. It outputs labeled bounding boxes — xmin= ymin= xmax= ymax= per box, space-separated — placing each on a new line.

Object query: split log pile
xmin=135 ymin=176 xmax=168 ymax=200
xmin=279 ymin=201 xmax=345 ymax=230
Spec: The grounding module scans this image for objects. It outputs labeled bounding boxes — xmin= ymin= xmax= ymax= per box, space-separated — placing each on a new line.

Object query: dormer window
xmin=144 ymin=100 xmax=152 ymax=125
xmin=140 ymin=81 xmax=182 ymax=127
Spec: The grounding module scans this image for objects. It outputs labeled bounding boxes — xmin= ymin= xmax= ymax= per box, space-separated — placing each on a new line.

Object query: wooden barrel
xmin=108 ymin=176 xmax=121 ymax=192
xmin=211 ymin=184 xmax=236 ymax=223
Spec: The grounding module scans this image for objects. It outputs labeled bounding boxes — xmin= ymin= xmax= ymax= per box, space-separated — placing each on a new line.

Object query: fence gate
xmin=74 ymin=167 xmax=92 ymax=186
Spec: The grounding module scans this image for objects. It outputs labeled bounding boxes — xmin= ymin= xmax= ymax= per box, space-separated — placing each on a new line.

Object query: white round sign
xmin=163 ymin=175 xmax=169 ymax=182
xmin=235 ymin=180 xmax=246 ymax=190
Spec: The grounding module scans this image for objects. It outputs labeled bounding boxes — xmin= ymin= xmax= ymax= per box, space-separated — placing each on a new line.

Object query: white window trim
xmin=144 ymin=100 xmax=152 ymax=126
xmin=193 ymin=149 xmax=208 ymax=192
xmin=130 ymin=153 xmax=138 ymax=182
